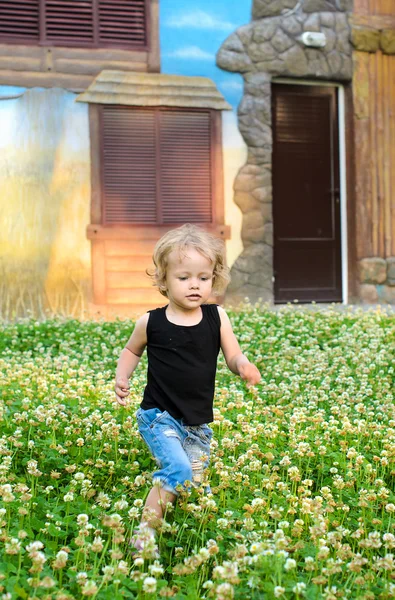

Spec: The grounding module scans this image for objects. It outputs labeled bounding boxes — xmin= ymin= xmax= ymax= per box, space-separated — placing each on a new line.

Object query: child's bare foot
xmin=130 ymin=523 xmax=158 ymax=559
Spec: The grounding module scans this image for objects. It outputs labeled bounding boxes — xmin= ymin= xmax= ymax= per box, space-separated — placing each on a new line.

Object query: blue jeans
xmin=135 ymin=407 xmax=213 ymax=495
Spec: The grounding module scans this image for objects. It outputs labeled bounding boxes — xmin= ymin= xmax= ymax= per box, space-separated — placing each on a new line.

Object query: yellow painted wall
xmin=0 ymin=87 xmax=91 ymax=319
xmin=0 ymin=86 xmax=246 ymax=319
xmin=222 ymin=110 xmax=246 ymax=269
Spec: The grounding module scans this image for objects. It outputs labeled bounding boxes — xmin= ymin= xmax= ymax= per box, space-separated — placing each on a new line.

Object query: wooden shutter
xmin=160 ymin=110 xmax=212 ymax=224
xmin=101 ymin=107 xmax=214 ymax=225
xmin=99 ymin=0 xmax=146 ymax=47
xmin=0 ymin=0 xmax=39 ymax=41
xmin=44 ymin=0 xmax=94 ymax=44
xmin=102 ymin=106 xmax=157 ymax=224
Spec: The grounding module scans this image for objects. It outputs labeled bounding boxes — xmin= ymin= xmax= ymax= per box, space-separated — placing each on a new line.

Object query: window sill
xmin=86 ymin=224 xmax=231 ymax=241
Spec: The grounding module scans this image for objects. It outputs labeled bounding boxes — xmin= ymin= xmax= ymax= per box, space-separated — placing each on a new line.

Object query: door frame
xmin=272 ymin=78 xmax=348 ymax=304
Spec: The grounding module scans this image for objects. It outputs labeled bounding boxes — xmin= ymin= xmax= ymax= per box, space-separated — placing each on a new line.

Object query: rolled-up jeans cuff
xmin=152 ymin=477 xmax=179 ymax=496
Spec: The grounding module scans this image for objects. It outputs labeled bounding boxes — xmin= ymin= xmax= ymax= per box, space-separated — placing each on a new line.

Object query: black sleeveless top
xmin=141 ymin=304 xmax=221 ymax=424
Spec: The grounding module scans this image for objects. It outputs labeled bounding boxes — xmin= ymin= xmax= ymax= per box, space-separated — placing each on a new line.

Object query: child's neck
xmin=165 ymin=303 xmax=203 ymax=326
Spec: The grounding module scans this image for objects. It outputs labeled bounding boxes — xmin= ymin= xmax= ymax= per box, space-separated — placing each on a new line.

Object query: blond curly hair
xmin=148 ymin=224 xmax=230 ymax=297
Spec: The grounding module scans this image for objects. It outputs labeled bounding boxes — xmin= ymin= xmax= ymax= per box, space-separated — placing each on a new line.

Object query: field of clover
xmin=0 ymin=305 xmax=394 ymax=600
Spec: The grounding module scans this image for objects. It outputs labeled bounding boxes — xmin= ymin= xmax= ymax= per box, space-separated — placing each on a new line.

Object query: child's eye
xmin=178 ymin=277 xmax=188 ymax=281
xmin=201 ymin=277 xmax=209 ymax=281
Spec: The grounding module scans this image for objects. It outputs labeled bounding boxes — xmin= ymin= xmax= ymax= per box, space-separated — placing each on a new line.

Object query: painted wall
xmin=161 ymin=0 xmax=251 ymax=266
xmin=0 ymin=86 xmax=91 ymax=318
xmin=0 ymin=1 xmax=251 ymax=318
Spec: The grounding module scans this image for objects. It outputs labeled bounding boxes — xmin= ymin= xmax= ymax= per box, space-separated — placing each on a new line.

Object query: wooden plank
xmin=0 ymin=43 xmax=43 ymax=58
xmin=376 ymin=0 xmax=394 ymax=15
xmin=91 ymin=241 xmax=107 ymax=304
xmin=147 ymin=0 xmax=160 ymax=72
xmin=104 ymin=239 xmax=156 ymax=257
xmin=351 ymin=15 xmax=395 ymax=29
xmin=391 ymin=55 xmax=395 ymax=256
xmin=89 ymin=105 xmax=102 ymax=224
xmin=54 ymin=58 xmax=147 ymax=75
xmin=87 ymin=224 xmax=231 ymax=240
xmin=0 ymin=55 xmax=42 ymax=71
xmin=383 ymin=53 xmax=392 ymax=257
xmin=106 ymin=256 xmax=155 ymax=271
xmin=107 ymin=287 xmax=164 ymax=304
xmin=0 ymin=68 xmax=92 ymax=90
xmin=212 ymin=111 xmax=225 ymax=225
xmin=107 ymin=271 xmax=153 ymax=289
xmin=369 ymin=52 xmax=379 ymax=256
xmin=344 ymin=84 xmax=358 ymax=298
xmin=353 ymin=52 xmax=370 ymax=119
xmin=353 ymin=0 xmax=370 ymax=15
xmin=376 ymin=51 xmax=385 ymax=257
xmin=354 ymin=54 xmax=372 ymax=259
xmin=52 ymin=46 xmax=148 ymax=62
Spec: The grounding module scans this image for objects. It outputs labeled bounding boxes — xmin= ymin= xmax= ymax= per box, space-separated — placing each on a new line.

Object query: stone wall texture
xmin=216 ymin=0 xmax=352 ymax=303
xmin=358 ymin=257 xmax=395 ymax=304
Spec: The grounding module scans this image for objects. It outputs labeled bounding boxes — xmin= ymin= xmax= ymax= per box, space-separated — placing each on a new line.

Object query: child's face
xmin=164 ymin=246 xmax=214 ymax=309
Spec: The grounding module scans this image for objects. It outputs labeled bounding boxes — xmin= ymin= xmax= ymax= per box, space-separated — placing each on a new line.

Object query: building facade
xmin=0 ymin=0 xmax=394 ymax=318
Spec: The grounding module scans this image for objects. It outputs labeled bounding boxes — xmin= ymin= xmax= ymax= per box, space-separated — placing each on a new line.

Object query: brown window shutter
xmin=98 ymin=0 xmax=146 ymax=47
xmin=0 ymin=0 xmax=39 ymax=41
xmin=160 ymin=110 xmax=212 ymax=224
xmin=101 ymin=106 xmax=214 ymax=226
xmin=102 ymin=106 xmax=157 ymax=225
xmin=44 ymin=0 xmax=94 ymax=44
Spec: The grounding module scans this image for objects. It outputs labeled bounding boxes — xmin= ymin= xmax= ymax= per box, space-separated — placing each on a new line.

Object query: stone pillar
xmin=216 ymin=0 xmax=353 ymax=303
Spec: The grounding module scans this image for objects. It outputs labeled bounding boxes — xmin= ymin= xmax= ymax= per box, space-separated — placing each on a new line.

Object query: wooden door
xmin=272 ymin=84 xmax=342 ymax=303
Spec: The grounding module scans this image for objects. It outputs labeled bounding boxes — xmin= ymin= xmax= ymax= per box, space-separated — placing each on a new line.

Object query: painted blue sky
xmin=161 ymin=0 xmax=252 ymax=110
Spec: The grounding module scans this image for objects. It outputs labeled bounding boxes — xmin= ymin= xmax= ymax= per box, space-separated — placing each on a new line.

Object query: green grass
xmin=0 ymin=305 xmax=394 ymax=599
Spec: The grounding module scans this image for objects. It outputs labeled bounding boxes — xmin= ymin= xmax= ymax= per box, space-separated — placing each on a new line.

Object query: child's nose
xmin=190 ymin=279 xmax=199 ymax=288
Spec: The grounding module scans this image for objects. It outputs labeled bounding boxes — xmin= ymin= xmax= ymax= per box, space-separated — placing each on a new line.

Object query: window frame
xmin=0 ymin=0 xmax=150 ymax=51
xmin=96 ymin=104 xmax=225 ymax=228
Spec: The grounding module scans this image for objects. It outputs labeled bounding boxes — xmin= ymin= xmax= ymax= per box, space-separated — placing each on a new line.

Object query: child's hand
xmin=115 ymin=377 xmax=130 ymax=406
xmin=239 ymin=362 xmax=261 ymax=386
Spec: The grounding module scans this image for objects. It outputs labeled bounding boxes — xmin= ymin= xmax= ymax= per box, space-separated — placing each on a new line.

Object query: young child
xmin=115 ymin=224 xmax=261 ymax=553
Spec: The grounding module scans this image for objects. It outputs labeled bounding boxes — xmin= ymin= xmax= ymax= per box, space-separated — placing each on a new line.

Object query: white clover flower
xmin=216 ymin=582 xmax=234 ymax=600
xmin=274 ymin=587 xmax=286 ymax=598
xmin=148 ymin=560 xmax=164 ymax=577
xmin=74 ymin=472 xmax=85 ymax=481
xmin=63 ymin=492 xmax=74 ymax=502
xmin=91 ymin=536 xmax=104 ymax=552
xmin=26 ymin=541 xmax=44 ymax=553
xmin=114 ymin=498 xmax=129 ymax=511
xmin=81 ymin=580 xmax=98 ymax=596
xmin=202 ymin=580 xmax=213 ymax=589
xmin=76 ymin=572 xmax=88 ymax=585
xmin=128 ymin=507 xmax=140 ymax=519
xmin=284 ymin=558 xmax=297 ymax=571
xmin=5 ymin=538 xmax=21 ymax=554
xmin=142 ymin=576 xmax=157 ymax=594
xmin=199 ymin=548 xmax=210 ymax=561
xmin=77 ymin=514 xmax=89 ymax=526
xmin=292 ymin=582 xmax=306 ymax=595
xmin=46 ymin=551 xmax=62 ymax=572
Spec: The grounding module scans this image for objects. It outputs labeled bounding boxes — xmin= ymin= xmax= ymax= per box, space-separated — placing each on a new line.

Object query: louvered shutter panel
xmin=102 ymin=106 xmax=157 ymax=224
xmin=0 ymin=0 xmax=39 ymax=41
xmin=44 ymin=0 xmax=94 ymax=44
xmin=160 ymin=110 xmax=212 ymax=224
xmin=99 ymin=0 xmax=146 ymax=47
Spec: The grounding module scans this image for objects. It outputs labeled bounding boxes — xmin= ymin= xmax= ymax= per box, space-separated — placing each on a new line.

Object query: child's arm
xmin=115 ymin=313 xmax=149 ymax=405
xmin=218 ymin=306 xmax=261 ymax=386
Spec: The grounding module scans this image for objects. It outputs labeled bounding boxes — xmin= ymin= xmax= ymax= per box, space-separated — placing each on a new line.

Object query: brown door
xmin=272 ymin=84 xmax=342 ymax=303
